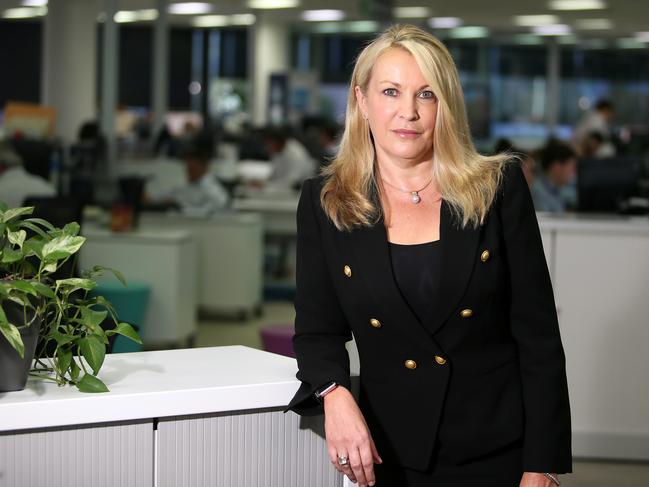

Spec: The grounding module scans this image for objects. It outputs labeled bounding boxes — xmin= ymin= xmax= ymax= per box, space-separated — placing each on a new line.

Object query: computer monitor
xmin=577 ymin=156 xmax=644 ymax=213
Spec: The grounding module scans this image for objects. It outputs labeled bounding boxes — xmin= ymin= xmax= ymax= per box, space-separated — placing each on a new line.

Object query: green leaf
xmin=42 ymin=235 xmax=86 ymax=262
xmin=9 ymin=280 xmax=38 ymax=296
xmin=1 ymin=207 xmax=34 ymax=223
xmin=56 ymin=278 xmax=96 ymax=292
xmin=23 ymin=238 xmax=45 ymax=258
xmin=80 ymin=307 xmax=108 ymax=330
xmin=0 ymin=320 xmax=24 ymax=358
xmin=24 ymin=217 xmax=55 ymax=232
xmin=7 ymin=229 xmax=26 ymax=248
xmin=19 ymin=221 xmax=49 ymax=239
xmin=43 ymin=262 xmax=58 ymax=273
xmin=56 ymin=347 xmax=72 ymax=375
xmin=62 ymin=222 xmax=80 ymax=236
xmin=51 ymin=329 xmax=76 ymax=346
xmin=70 ymin=358 xmax=80 ymax=382
xmin=77 ymin=373 xmax=109 ymax=393
xmin=31 ymin=282 xmax=56 ymax=299
xmin=86 ymin=266 xmax=127 ymax=287
xmin=106 ymin=322 xmax=142 ymax=344
xmin=1 ymin=246 xmax=22 ymax=263
xmin=79 ymin=334 xmax=105 ymax=375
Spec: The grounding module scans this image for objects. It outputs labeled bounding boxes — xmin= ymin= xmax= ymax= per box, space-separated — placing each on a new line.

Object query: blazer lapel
xmin=428 ymin=201 xmax=482 ymax=335
xmin=345 ymin=216 xmax=436 ymax=347
xmin=344 ymin=200 xmax=482 ymax=341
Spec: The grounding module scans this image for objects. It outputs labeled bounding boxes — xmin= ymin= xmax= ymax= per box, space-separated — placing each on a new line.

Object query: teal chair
xmin=90 ymin=281 xmax=151 ymax=353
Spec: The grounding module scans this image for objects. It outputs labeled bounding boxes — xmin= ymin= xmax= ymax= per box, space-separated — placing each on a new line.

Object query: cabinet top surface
xmin=0 ymin=346 xmax=300 ymax=432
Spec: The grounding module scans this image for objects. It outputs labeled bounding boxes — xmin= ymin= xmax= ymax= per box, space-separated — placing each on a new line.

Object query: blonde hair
xmin=320 ymin=24 xmax=510 ymax=231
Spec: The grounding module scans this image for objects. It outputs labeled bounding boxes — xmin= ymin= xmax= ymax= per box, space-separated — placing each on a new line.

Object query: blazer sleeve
xmin=498 ymin=162 xmax=572 ymax=473
xmin=283 ymin=178 xmax=352 ymax=416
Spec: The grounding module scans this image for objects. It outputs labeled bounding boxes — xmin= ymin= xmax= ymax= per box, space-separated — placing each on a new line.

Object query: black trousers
xmin=373 ymin=439 xmax=524 ymax=487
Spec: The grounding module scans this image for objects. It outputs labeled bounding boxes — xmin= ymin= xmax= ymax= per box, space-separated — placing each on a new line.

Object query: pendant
xmin=411 ymin=191 xmax=421 ymax=204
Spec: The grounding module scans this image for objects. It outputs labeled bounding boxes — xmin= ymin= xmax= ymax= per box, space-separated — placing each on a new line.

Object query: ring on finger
xmin=337 ymin=455 xmax=349 ymax=466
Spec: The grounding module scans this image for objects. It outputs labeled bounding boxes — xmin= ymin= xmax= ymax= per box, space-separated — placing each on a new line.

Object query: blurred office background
xmin=0 ymin=1 xmax=648 ymax=485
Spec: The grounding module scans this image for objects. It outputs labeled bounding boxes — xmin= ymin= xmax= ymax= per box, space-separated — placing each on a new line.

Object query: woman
xmin=285 ymin=25 xmax=571 ymax=487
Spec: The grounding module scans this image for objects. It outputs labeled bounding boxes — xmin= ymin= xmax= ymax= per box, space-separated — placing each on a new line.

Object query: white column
xmin=250 ymin=15 xmax=289 ymax=126
xmin=100 ymin=0 xmax=119 ymax=174
xmin=546 ymin=39 xmax=561 ymax=136
xmin=41 ymin=0 xmax=97 ymax=143
xmin=152 ymin=0 xmax=169 ymax=137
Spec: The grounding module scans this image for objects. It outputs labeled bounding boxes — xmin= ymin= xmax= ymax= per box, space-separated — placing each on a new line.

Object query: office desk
xmin=538 ymin=214 xmax=649 ymax=460
xmin=233 ymin=197 xmax=298 ymax=237
xmin=139 ymin=212 xmax=263 ymax=318
xmin=0 ymin=346 xmax=340 ymax=487
xmin=79 ymin=226 xmax=197 ymax=347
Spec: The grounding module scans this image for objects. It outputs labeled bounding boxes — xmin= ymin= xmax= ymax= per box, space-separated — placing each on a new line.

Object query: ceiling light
xmin=532 ymin=24 xmax=572 ymax=35
xmin=247 ymin=0 xmax=299 ymax=8
xmin=617 ymin=38 xmax=647 ymax=49
xmin=2 ymin=6 xmax=47 ymax=18
xmin=514 ymin=15 xmax=560 ymax=27
xmin=229 ymin=14 xmax=256 ymax=25
xmin=549 ymin=0 xmax=606 ymax=10
xmin=114 ymin=9 xmax=159 ymax=23
xmin=575 ymin=18 xmax=612 ymax=29
xmin=428 ymin=17 xmax=462 ymax=29
xmin=21 ymin=0 xmax=47 ymax=6
xmin=393 ymin=7 xmax=431 ymax=18
xmin=313 ymin=20 xmax=378 ymax=34
xmin=449 ymin=26 xmax=488 ymax=39
xmin=634 ymin=31 xmax=649 ymax=42
xmin=192 ymin=15 xmax=229 ymax=27
xmin=302 ymin=9 xmax=345 ymax=22
xmin=168 ymin=2 xmax=212 ymax=15
xmin=513 ymin=34 xmax=544 ymax=45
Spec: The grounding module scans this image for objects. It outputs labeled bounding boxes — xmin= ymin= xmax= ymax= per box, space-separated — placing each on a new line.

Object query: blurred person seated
xmin=0 ymin=142 xmax=55 ymax=208
xmin=531 ymin=143 xmax=577 ymax=213
xmin=146 ymin=145 xmax=229 ymax=216
xmin=573 ymin=99 xmax=616 ymax=157
xmin=262 ymin=127 xmax=316 ymax=189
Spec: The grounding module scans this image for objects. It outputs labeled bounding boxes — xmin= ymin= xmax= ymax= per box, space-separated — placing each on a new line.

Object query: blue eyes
xmin=382 ymin=88 xmax=436 ymax=100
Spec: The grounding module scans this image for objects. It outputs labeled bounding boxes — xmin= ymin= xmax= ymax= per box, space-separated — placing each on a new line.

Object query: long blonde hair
xmin=321 ymin=24 xmax=510 ymax=231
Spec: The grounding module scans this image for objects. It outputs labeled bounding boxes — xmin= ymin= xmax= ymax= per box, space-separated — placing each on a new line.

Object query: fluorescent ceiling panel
xmin=393 ymin=7 xmax=431 ymax=18
xmin=549 ymin=0 xmax=606 ymax=10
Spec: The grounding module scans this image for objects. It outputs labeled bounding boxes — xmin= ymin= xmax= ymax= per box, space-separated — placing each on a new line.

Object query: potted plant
xmin=0 ymin=204 xmax=141 ymax=393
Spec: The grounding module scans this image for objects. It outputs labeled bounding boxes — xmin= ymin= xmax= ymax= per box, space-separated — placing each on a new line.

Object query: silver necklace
xmin=381 ymin=176 xmax=434 ymax=204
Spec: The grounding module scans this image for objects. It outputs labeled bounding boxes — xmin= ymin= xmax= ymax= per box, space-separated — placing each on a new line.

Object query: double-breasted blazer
xmin=285 ymin=162 xmax=572 ymax=473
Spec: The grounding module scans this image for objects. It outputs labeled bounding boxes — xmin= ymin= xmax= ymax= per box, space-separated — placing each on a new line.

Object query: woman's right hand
xmin=324 ymin=386 xmax=383 ymax=487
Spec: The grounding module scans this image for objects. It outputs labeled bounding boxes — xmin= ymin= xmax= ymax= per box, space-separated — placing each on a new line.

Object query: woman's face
xmin=355 ymin=48 xmax=438 ymax=167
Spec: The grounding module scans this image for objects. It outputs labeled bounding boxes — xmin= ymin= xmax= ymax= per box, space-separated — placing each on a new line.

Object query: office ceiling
xmin=0 ymin=0 xmax=648 ymax=40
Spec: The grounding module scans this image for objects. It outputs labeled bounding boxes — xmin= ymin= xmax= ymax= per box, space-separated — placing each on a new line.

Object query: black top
xmin=389 ymin=240 xmax=441 ymax=328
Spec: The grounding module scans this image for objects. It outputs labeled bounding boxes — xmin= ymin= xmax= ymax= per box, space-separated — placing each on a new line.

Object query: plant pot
xmin=0 ymin=302 xmax=41 ymax=393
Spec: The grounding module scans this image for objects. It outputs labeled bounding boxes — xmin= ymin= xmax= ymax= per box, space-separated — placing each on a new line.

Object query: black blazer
xmin=285 ymin=162 xmax=572 ymax=473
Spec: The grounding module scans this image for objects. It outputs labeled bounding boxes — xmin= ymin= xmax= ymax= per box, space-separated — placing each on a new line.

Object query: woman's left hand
xmin=519 ymin=472 xmax=557 ymax=486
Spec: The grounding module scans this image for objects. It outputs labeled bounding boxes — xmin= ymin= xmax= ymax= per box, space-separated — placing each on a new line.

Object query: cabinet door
xmin=157 ymin=408 xmax=342 ymax=487
xmin=554 ymin=232 xmax=649 ymax=459
xmin=0 ymin=420 xmax=153 ymax=487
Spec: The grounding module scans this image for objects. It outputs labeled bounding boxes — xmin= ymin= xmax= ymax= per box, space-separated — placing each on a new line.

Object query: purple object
xmin=260 ymin=324 xmax=295 ymax=358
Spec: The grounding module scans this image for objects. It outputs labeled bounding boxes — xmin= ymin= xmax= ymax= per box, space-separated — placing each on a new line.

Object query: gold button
xmin=370 ymin=318 xmax=382 ymax=329
xmin=435 ymin=355 xmax=447 ymax=365
xmin=480 ymin=250 xmax=490 ymax=262
xmin=343 ymin=265 xmax=352 ymax=277
xmin=460 ymin=309 xmax=474 ymax=318
xmin=404 ymin=359 xmax=417 ymax=370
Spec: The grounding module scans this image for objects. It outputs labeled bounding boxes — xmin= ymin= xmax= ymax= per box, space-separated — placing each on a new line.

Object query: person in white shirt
xmin=263 ymin=128 xmax=316 ymax=189
xmin=0 ymin=143 xmax=56 ymax=208
xmin=573 ymin=99 xmax=616 ymax=157
xmin=147 ymin=146 xmax=229 ymax=216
